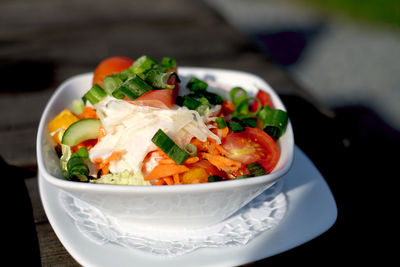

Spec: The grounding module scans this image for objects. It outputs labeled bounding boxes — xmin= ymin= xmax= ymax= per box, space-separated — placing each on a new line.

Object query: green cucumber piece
xmin=61 ymin=118 xmax=101 ymax=146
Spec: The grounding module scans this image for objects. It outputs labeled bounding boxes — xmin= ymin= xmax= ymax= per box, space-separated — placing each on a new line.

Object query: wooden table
xmin=1 ymin=0 xmax=338 ymax=266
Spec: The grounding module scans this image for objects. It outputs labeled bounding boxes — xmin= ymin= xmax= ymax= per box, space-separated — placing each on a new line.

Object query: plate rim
xmin=38 ymin=145 xmax=337 ymax=267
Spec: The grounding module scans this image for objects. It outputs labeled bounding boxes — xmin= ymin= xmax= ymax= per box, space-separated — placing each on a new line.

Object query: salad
xmin=48 ymin=55 xmax=288 ymax=186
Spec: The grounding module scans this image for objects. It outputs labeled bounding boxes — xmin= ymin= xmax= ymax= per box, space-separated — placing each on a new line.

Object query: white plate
xmin=39 ymin=146 xmax=337 ymax=267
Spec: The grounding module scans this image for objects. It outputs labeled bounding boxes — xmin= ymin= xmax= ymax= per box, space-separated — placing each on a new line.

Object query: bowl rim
xmin=36 ymin=67 xmax=294 ymax=193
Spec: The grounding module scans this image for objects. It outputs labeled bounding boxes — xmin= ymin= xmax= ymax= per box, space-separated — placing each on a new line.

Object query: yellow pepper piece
xmin=181 ymin=167 xmax=208 ymax=184
xmin=48 ymin=109 xmax=79 ymax=144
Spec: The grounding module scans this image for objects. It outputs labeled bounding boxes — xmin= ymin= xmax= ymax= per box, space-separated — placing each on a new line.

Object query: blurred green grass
xmin=298 ymin=0 xmax=400 ymax=28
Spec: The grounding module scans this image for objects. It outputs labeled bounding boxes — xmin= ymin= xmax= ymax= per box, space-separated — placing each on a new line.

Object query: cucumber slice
xmin=61 ymin=118 xmax=101 ymax=146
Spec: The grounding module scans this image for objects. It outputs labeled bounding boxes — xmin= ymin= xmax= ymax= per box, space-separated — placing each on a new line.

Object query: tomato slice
xmin=92 ymin=56 xmax=134 ymax=87
xmin=132 ymin=73 xmax=179 ymax=109
xmin=251 ymin=90 xmax=274 ymax=111
xmin=222 ymin=127 xmax=279 ymax=173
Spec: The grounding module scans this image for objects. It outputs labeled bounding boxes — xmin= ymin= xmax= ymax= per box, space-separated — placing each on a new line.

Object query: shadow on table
xmin=1 ymin=157 xmax=40 ymax=266
xmin=0 ymin=60 xmax=55 ymax=93
xmin=249 ymin=94 xmax=398 ymax=265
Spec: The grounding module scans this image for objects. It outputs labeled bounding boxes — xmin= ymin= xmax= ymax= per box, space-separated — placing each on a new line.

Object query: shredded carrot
xmin=163 ymin=176 xmax=174 ymax=185
xmin=93 ymin=151 xmax=123 ymax=175
xmin=158 ymin=156 xmax=199 ymax=165
xmin=184 ymin=156 xmax=199 ymax=164
xmin=190 ymin=138 xmax=207 ymax=152
xmin=199 ymin=152 xmax=241 ymax=172
xmin=153 ymin=179 xmax=166 ymax=185
xmin=144 ymin=164 xmax=189 ymax=181
xmin=209 ymin=138 xmax=229 ymax=156
xmin=173 ymin=173 xmax=180 ymax=184
xmin=158 ymin=158 xmax=176 ymax=165
xmin=191 ymin=137 xmax=228 ymax=156
xmin=219 ymin=126 xmax=229 ymax=139
xmin=78 ymin=106 xmax=99 ymax=119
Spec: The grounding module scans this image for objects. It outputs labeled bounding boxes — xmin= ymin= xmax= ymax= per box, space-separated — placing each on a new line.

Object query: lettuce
xmin=90 ymin=170 xmax=151 ymax=186
xmin=60 ymin=144 xmax=72 ymax=177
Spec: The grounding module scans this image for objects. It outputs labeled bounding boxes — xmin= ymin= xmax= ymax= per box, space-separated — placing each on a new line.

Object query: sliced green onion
xmin=227 ymin=120 xmax=245 ymax=133
xmin=186 ymin=77 xmax=208 ymax=92
xmin=82 ymin=84 xmax=107 ymax=104
xmin=74 ymin=147 xmax=89 ymax=159
xmin=111 ymin=88 xmax=125 ymax=99
xmin=240 ymin=117 xmax=258 ymax=128
xmin=246 ymin=162 xmax=268 ymax=176
xmin=230 ymin=87 xmax=248 ymax=109
xmin=232 ymin=97 xmax=261 ymax=120
xmin=119 ymin=75 xmax=153 ymax=100
xmin=235 ymin=174 xmax=251 ymax=179
xmin=151 ymin=129 xmax=189 ymax=165
xmin=144 ymin=69 xmax=174 ymax=89
xmin=196 ymin=97 xmax=210 ymax=115
xmin=177 ymin=95 xmax=201 ymax=110
xmin=216 ymin=117 xmax=227 ymax=129
xmin=201 ymin=91 xmax=223 ymax=105
xmin=184 ymin=143 xmax=197 ymax=157
xmin=67 ymin=156 xmax=89 ymax=182
xmin=160 ymin=57 xmax=176 ymax=71
xmin=208 ymin=175 xmax=223 ymax=182
xmin=70 ymin=99 xmax=85 ymax=114
xmin=103 ymin=74 xmax=124 ymax=96
xmin=257 ymin=106 xmax=288 ymax=139
xmin=128 ymin=55 xmax=158 ymax=75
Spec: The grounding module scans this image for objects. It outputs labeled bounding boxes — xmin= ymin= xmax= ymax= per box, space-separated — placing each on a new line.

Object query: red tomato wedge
xmin=251 ymin=90 xmax=274 ymax=111
xmin=222 ymin=127 xmax=279 ymax=173
xmin=132 ymin=73 xmax=179 ymax=109
xmin=92 ymin=56 xmax=134 ymax=88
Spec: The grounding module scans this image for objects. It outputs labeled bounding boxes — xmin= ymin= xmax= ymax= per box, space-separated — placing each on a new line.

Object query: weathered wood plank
xmin=36 ymin=223 xmax=81 ymax=266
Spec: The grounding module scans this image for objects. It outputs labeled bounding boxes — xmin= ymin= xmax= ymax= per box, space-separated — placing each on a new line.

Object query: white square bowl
xmin=37 ymin=67 xmax=294 ymax=229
